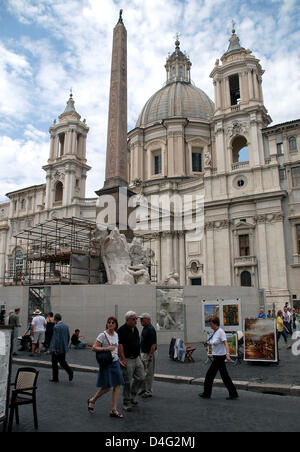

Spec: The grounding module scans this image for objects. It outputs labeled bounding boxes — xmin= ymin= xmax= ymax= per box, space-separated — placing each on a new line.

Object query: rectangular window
xmin=229 ymin=74 xmax=241 ymax=105
xmin=277 ymin=143 xmax=283 ymax=155
xmin=11 ymin=221 xmax=16 ymax=236
xmin=8 ymin=259 xmax=14 ymax=277
xmin=192 ymin=152 xmax=202 ymax=172
xmin=154 ymin=154 xmax=162 ymax=175
xmin=279 ymin=168 xmax=286 ymax=182
xmin=239 ymin=234 xmax=250 ymax=257
xmin=292 ymin=167 xmax=300 ymax=187
xmin=297 ymin=225 xmax=300 ymax=254
xmin=19 ymin=219 xmax=25 ymax=232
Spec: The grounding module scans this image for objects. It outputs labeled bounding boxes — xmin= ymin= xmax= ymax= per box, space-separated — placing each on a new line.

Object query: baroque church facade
xmin=0 ymin=25 xmax=300 ymax=310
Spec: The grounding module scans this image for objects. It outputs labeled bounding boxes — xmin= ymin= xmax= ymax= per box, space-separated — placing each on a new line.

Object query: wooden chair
xmin=8 ymin=367 xmax=39 ymax=432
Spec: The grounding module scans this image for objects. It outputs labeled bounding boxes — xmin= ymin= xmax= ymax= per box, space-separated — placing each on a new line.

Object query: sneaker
xmin=131 ymin=399 xmax=138 ymax=406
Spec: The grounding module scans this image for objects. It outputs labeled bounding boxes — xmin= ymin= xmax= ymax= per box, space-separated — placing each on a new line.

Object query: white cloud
xmin=0 ymin=0 xmax=300 ymax=202
xmin=0 ymin=126 xmax=49 ymax=201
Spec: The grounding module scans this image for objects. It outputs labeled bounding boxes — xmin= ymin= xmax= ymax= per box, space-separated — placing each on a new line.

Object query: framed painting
xmin=207 ymin=332 xmax=238 ymax=358
xmin=223 ymin=304 xmax=239 ymax=328
xmin=244 ymin=318 xmax=278 ymax=363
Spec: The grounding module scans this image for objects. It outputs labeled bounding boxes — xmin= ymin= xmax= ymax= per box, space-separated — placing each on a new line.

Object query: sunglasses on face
xmin=108 ymin=321 xmax=116 ymax=325
xmin=129 ymin=317 xmax=137 ymax=321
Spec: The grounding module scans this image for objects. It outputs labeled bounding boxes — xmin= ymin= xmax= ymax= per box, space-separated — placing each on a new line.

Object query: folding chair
xmin=8 ymin=367 xmax=39 ymax=432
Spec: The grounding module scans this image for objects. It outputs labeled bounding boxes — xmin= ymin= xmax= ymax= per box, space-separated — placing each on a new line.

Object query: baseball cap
xmin=138 ymin=313 xmax=151 ymax=320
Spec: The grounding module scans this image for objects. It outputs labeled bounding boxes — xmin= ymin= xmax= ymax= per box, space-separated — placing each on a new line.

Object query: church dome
xmin=136 ymin=82 xmax=215 ymax=127
xmin=136 ymin=39 xmax=215 ymax=127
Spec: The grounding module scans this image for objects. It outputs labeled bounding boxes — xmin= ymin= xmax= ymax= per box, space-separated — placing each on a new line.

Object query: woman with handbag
xmin=87 ymin=316 xmax=125 ymax=418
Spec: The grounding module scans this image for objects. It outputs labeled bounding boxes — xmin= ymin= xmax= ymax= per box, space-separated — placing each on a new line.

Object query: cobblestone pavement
xmin=14 ymin=340 xmax=300 ymax=385
xmin=6 ymin=365 xmax=300 ymax=433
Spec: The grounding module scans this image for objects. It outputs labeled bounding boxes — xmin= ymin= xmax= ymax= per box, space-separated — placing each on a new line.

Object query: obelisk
xmin=97 ymin=10 xmax=128 ymax=191
xmin=96 ymin=11 xmax=134 ymax=236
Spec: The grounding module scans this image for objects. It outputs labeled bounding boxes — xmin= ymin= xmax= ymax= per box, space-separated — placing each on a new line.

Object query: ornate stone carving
xmin=204 ymin=152 xmax=212 ymax=168
xmin=226 ymin=120 xmax=249 ymax=137
xmin=161 ymin=270 xmax=180 ymax=287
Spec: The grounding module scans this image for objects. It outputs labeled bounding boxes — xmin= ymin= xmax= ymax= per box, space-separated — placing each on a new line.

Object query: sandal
xmin=110 ymin=409 xmax=124 ymax=419
xmin=87 ymin=399 xmax=95 ymax=414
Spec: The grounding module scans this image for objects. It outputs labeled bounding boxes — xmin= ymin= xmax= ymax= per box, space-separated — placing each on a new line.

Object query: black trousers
xmin=52 ymin=353 xmax=73 ymax=381
xmin=204 ymin=355 xmax=238 ymax=398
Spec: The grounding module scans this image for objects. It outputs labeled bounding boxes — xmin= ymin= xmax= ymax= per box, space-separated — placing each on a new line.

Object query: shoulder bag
xmin=96 ymin=332 xmax=114 ymax=367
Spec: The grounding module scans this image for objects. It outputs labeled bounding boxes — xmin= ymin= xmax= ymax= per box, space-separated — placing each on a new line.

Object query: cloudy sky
xmin=0 ymin=0 xmax=299 ymax=203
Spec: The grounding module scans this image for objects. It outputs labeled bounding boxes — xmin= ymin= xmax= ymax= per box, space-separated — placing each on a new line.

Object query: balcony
xmin=234 ymin=256 xmax=257 ymax=267
xmin=231 ymin=105 xmax=240 ymax=113
xmin=232 ymin=161 xmax=250 ymax=171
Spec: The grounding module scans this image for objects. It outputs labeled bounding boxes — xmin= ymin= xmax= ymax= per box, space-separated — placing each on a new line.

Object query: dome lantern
xmin=165 ymin=36 xmax=192 ymax=84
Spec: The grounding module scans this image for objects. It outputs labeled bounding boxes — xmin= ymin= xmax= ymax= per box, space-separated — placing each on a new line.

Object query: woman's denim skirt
xmin=96 ymin=360 xmax=125 ymax=389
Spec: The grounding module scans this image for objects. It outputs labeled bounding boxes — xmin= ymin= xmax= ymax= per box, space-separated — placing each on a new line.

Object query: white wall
xmin=0 ymin=284 xmax=263 ymax=344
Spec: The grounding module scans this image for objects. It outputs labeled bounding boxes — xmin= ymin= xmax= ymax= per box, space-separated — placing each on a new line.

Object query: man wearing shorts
xmin=31 ymin=309 xmax=47 ymax=356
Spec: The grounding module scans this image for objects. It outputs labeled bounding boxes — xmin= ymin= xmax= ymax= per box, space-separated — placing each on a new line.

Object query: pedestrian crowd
xmin=276 ymin=305 xmax=300 ymax=350
xmin=3 ymin=303 xmax=300 ymax=422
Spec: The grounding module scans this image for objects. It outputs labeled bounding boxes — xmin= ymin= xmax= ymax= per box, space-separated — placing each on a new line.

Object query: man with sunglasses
xmin=117 ymin=311 xmax=145 ymax=412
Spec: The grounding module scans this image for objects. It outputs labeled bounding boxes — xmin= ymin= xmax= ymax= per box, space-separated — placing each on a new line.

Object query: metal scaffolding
xmin=4 ymin=217 xmax=105 ymax=286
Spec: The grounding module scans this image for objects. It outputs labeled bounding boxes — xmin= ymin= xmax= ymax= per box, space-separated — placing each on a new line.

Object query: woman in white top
xmin=87 ymin=316 xmax=124 ymax=418
xmin=200 ymin=316 xmax=239 ymax=400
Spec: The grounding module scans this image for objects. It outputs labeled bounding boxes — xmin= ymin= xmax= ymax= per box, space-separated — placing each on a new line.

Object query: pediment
xmin=232 ymin=220 xmax=255 ymax=231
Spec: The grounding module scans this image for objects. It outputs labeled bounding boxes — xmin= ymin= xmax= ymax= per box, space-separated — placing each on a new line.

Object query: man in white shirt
xmin=31 ymin=309 xmax=47 ymax=357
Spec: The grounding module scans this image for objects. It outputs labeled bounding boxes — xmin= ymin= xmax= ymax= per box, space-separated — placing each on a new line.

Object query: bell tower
xmin=43 ymin=93 xmax=91 ymax=210
xmin=210 ymin=25 xmax=272 ymax=173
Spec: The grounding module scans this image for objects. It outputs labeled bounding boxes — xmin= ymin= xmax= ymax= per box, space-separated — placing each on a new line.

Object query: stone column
xmin=256 ymin=218 xmax=270 ymax=289
xmin=179 ymin=232 xmax=186 ymax=285
xmin=248 ymin=70 xmax=254 ymax=99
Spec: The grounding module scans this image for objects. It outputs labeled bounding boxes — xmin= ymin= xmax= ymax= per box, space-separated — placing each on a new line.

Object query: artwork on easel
xmin=244 ymin=318 xmax=278 ymax=363
xmin=207 ymin=332 xmax=238 ymax=358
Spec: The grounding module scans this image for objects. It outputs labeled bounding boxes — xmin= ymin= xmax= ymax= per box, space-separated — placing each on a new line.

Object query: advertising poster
xmin=244 ymin=318 xmax=278 ymax=362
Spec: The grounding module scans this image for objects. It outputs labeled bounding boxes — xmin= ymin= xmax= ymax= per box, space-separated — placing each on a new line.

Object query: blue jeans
xmin=74 ymin=342 xmax=86 ymax=349
xmin=277 ymin=330 xmax=288 ymax=344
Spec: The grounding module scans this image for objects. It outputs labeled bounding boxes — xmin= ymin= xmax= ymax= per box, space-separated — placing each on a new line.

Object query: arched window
xmin=241 ymin=271 xmax=252 ymax=287
xmin=232 ymin=136 xmax=249 ymax=166
xmin=55 ymin=182 xmax=63 ymax=202
xmin=289 ymin=136 xmax=297 ymax=152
